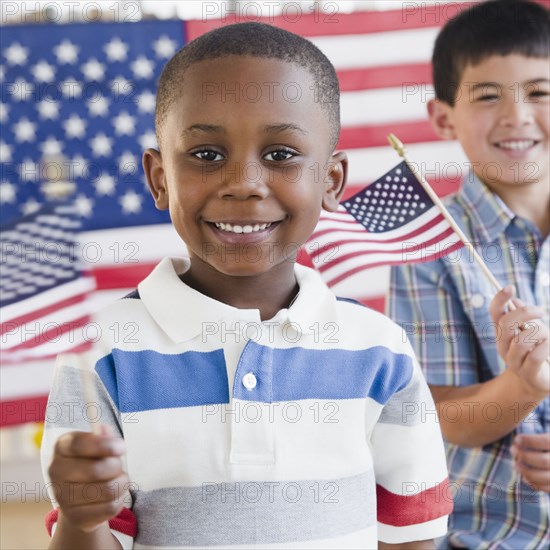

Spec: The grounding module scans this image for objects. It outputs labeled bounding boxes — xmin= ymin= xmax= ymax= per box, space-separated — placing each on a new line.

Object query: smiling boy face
xmin=429 ymin=54 xmax=549 ymax=193
xmin=144 ymin=56 xmax=346 ymax=281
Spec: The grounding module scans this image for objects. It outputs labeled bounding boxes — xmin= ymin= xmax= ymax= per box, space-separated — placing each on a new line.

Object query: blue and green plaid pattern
xmin=388 ymin=174 xmax=549 ymax=549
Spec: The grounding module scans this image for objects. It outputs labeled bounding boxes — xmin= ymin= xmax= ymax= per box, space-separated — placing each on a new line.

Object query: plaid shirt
xmin=388 ymin=174 xmax=550 ymax=550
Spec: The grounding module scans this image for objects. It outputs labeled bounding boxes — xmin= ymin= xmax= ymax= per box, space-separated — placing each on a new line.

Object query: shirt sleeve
xmin=371 ymin=339 xmax=452 ymax=544
xmin=387 ymin=261 xmax=481 ymax=386
xmin=40 ymin=349 xmax=136 ymax=549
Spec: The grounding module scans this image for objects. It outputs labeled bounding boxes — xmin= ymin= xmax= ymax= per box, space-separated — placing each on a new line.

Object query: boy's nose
xmin=218 ymin=160 xmax=269 ymax=200
xmin=498 ymin=98 xmax=535 ymax=128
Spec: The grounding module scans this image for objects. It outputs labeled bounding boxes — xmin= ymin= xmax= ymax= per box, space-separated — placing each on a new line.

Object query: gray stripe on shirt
xmin=378 ymin=372 xmax=433 ymax=426
xmin=43 ymin=365 xmax=121 ymax=434
xmin=133 ymin=471 xmax=375 ymax=547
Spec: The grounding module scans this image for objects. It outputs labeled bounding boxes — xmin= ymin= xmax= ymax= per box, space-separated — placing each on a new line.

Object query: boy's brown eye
xmin=527 ymin=90 xmax=550 ymax=99
xmin=477 ymin=94 xmax=500 ymax=102
xmin=193 ymin=150 xmax=224 ymax=161
xmin=264 ymin=149 xmax=295 ymax=161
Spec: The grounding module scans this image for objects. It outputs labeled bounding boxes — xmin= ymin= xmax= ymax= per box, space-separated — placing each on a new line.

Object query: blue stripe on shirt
xmin=95 ymin=343 xmax=413 ymax=412
xmin=95 ymin=349 xmax=230 ymax=412
xmin=233 ymin=340 xmax=413 ymax=404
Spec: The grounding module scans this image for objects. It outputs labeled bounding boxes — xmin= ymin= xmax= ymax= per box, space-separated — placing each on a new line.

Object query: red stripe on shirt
xmin=45 ymin=507 xmax=137 ymax=538
xmin=376 ymin=478 xmax=453 ymax=526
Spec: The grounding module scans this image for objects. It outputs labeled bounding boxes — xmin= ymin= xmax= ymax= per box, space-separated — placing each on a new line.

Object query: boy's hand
xmin=48 ymin=425 xmax=128 ymax=533
xmin=511 ymin=433 xmax=550 ymax=493
xmin=490 ymin=286 xmax=550 ymax=397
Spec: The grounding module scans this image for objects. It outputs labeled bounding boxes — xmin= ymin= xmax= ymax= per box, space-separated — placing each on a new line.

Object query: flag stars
xmin=21 ymin=197 xmax=42 ymax=215
xmin=138 ymin=131 xmax=157 ymax=150
xmin=40 ymin=137 xmax=64 ymax=156
xmin=10 ymin=78 xmax=34 ymax=102
xmin=32 ymin=60 xmax=56 ymax=83
xmin=13 ymin=117 xmax=37 ymax=142
xmin=70 ymin=154 xmax=88 ymax=178
xmin=110 ymin=76 xmax=134 ymax=96
xmin=37 ymin=98 xmax=60 ymax=120
xmin=131 ymin=56 xmax=154 ymax=79
xmin=118 ymin=151 xmax=138 ymax=174
xmin=120 ymin=190 xmax=143 ymax=214
xmin=0 ymin=181 xmax=17 ymax=203
xmin=63 ymin=114 xmax=87 ymax=139
xmin=94 ymin=173 xmax=116 ymax=196
xmin=137 ymin=89 xmax=155 ymax=113
xmin=81 ymin=58 xmax=105 ymax=81
xmin=54 ymin=40 xmax=79 ymax=64
xmin=75 ymin=194 xmax=94 ymax=217
xmin=113 ymin=111 xmax=136 ymax=135
xmin=61 ymin=78 xmax=83 ymax=98
xmin=0 ymin=141 xmax=12 ymax=162
xmin=153 ymin=35 xmax=178 ymax=58
xmin=87 ymin=96 xmax=110 ymax=117
xmin=89 ymin=133 xmax=113 ymax=156
xmin=4 ymin=42 xmax=29 ymax=65
xmin=104 ymin=37 xmax=129 ymax=62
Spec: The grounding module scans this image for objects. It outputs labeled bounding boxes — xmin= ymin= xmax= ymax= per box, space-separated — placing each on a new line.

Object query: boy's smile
xmin=144 ymin=56 xmax=346 ymax=313
xmin=430 ymin=54 xmax=549 ymax=193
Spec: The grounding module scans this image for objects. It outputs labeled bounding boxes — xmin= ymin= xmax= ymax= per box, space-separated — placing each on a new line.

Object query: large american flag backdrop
xmin=1 ymin=2 xmax=476 ymax=425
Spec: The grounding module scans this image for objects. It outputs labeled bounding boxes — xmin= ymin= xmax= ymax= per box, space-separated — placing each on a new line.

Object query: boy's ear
xmin=427 ymin=99 xmax=457 ymax=140
xmin=142 ymin=148 xmax=169 ymax=210
xmin=322 ymin=151 xmax=348 ymax=212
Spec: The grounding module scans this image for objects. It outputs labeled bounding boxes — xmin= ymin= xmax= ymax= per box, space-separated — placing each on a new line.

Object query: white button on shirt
xmin=242 ymin=372 xmax=257 ymax=390
xmin=470 ymin=294 xmax=485 ymax=308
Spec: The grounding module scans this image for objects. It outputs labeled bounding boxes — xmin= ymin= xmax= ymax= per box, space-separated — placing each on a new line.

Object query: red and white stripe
xmin=307 ymin=206 xmax=464 ymax=287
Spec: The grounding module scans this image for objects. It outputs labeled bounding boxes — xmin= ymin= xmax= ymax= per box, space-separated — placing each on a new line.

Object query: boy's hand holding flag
xmin=307 ymin=133 xmax=550 ymax=369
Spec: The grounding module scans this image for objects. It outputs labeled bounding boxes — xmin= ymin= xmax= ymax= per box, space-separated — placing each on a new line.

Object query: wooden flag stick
xmin=43 ymin=161 xmax=101 ymax=435
xmin=388 ymin=133 xmax=550 ymax=367
xmin=82 ymin=369 xmax=101 ymax=435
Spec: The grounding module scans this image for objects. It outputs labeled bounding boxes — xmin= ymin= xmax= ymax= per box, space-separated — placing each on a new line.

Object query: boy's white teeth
xmin=214 ymin=222 xmax=272 ymax=233
xmin=497 ymin=140 xmax=535 ymax=150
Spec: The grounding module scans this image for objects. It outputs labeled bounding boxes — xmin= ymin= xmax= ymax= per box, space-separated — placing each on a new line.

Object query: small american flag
xmin=306 ymin=161 xmax=464 ymax=287
xmin=0 ymin=203 xmax=96 ymax=425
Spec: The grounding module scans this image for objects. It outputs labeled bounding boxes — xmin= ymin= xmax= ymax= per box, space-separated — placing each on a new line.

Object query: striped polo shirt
xmin=42 ymin=257 xmax=451 ymax=549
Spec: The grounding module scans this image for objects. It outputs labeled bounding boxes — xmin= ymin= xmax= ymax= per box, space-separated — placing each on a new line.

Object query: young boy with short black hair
xmin=388 ymin=1 xmax=550 ymax=548
xmin=41 ymin=22 xmax=451 ymax=549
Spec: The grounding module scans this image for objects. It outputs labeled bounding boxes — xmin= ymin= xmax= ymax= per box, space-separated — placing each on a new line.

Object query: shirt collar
xmin=138 ymin=257 xmax=337 ymax=343
xmin=457 ymin=172 xmax=516 ymax=244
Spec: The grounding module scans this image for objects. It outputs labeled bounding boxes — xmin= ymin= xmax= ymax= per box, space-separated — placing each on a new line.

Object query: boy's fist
xmin=511 ymin=433 xmax=550 ymax=493
xmin=489 ymin=286 xmax=549 ymax=396
xmin=48 ymin=424 xmax=128 ymax=533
